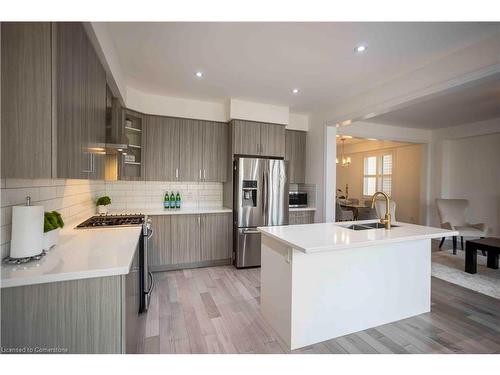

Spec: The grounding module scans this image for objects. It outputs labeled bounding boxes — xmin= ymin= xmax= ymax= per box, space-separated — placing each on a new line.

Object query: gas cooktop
xmin=76 ymin=214 xmax=145 ymax=229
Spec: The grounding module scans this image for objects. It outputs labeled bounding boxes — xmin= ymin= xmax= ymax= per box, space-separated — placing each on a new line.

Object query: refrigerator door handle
xmin=263 ymin=169 xmax=269 ymax=224
xmin=243 ymin=229 xmax=260 ymax=234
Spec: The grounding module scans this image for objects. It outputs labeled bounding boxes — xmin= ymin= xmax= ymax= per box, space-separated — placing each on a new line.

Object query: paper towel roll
xmin=10 ymin=205 xmax=44 ymax=258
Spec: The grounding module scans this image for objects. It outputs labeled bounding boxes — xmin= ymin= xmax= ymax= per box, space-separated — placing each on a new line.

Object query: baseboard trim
xmin=150 ymin=259 xmax=232 ymax=272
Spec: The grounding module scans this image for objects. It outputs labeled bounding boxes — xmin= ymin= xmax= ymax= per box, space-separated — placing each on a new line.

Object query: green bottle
xmin=170 ymin=192 xmax=176 ymax=209
xmin=164 ymin=191 xmax=170 ymax=209
xmin=175 ymin=191 xmax=181 ymax=209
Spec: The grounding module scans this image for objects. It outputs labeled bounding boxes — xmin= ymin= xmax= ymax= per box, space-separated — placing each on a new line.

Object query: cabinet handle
xmin=199 ymin=169 xmax=202 ymax=180
xmin=203 ymin=169 xmax=206 ymax=180
xmin=198 ymin=215 xmax=201 ymax=226
xmin=176 ymin=168 xmax=179 ymax=180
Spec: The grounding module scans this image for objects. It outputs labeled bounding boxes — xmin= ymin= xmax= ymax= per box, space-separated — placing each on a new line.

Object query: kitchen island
xmin=257 ymin=220 xmax=457 ymax=350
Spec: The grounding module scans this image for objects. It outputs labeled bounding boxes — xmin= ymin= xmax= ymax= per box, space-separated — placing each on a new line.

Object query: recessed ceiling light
xmin=195 ymin=71 xmax=203 ymax=78
xmin=292 ymin=88 xmax=300 ymax=94
xmin=355 ymin=45 xmax=367 ymax=53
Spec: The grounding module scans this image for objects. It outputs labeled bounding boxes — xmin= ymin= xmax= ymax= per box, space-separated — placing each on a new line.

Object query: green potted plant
xmin=43 ymin=211 xmax=64 ymax=250
xmin=96 ymin=196 xmax=112 ymax=214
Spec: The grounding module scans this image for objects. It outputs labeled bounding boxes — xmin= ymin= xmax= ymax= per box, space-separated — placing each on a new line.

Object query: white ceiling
xmin=368 ymin=75 xmax=500 ymax=129
xmin=104 ymin=22 xmax=499 ymax=113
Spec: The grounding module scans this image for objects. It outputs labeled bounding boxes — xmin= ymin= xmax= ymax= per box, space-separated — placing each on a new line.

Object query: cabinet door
xmin=85 ymin=31 xmax=106 ymax=181
xmin=149 ymin=216 xmax=172 ymax=268
xmin=232 ymin=120 xmax=260 ymax=156
xmin=200 ymin=213 xmax=232 ymax=261
xmin=285 ymin=130 xmax=306 ymax=183
xmin=144 ymin=115 xmax=180 ymax=181
xmin=171 ymin=215 xmax=201 ymax=265
xmin=1 ymin=22 xmax=53 ymax=179
xmin=179 ymin=118 xmax=203 ymax=181
xmin=202 ymin=121 xmax=228 ymax=182
xmin=56 ymin=22 xmax=89 ymax=179
xmin=260 ymin=123 xmax=285 ymax=158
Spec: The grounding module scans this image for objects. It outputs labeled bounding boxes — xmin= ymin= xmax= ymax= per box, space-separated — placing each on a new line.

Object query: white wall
xmin=288 ymin=112 xmax=309 ymax=131
xmin=439 ymin=132 xmax=500 ymax=236
xmin=229 ymin=99 xmax=289 ymax=125
xmin=126 ymin=87 xmax=229 ymax=122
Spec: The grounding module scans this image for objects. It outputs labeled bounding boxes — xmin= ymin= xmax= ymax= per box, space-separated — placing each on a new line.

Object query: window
xmin=363 ymin=152 xmax=393 ymax=197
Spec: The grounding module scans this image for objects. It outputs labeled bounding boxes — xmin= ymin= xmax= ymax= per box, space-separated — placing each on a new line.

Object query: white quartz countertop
xmin=108 ymin=207 xmax=232 ymax=216
xmin=1 ymin=222 xmax=142 ymax=289
xmin=258 ymin=220 xmax=458 ymax=254
xmin=289 ymin=207 xmax=316 ymax=212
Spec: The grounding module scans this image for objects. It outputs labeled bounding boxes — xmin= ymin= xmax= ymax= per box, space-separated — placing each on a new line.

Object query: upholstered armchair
xmin=374 ymin=200 xmax=397 ymax=222
xmin=435 ymin=199 xmax=488 ymax=254
xmin=335 ymin=200 xmax=354 ymax=222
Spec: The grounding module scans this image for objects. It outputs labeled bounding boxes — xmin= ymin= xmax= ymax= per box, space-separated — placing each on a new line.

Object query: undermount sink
xmin=344 ymin=223 xmax=399 ymax=230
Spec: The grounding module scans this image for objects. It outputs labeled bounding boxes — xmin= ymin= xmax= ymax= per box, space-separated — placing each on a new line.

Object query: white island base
xmin=259 ymin=221 xmax=455 ymax=350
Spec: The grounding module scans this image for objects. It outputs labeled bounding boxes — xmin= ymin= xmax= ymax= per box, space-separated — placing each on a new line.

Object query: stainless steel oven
xmin=289 ymin=191 xmax=308 ymax=208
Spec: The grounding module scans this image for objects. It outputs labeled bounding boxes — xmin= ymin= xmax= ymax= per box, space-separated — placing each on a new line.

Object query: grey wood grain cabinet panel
xmin=149 ymin=215 xmax=173 ymax=267
xmin=124 ymin=268 xmax=140 ymax=354
xmin=232 ymin=120 xmax=261 ymax=156
xmin=179 ymin=118 xmax=203 ymax=181
xmin=200 ymin=213 xmax=232 ymax=261
xmin=171 ymin=215 xmax=201 ymax=264
xmin=289 ymin=210 xmax=315 ymax=225
xmin=144 ymin=115 xmax=180 ymax=181
xmin=260 ymin=123 xmax=285 ymax=158
xmin=1 ymin=276 xmax=123 ymax=353
xmin=202 ymin=121 xmax=228 ymax=182
xmin=56 ymin=22 xmax=89 ymax=179
xmin=1 ymin=22 xmax=53 ymax=178
xmin=285 ymin=129 xmax=306 ymax=183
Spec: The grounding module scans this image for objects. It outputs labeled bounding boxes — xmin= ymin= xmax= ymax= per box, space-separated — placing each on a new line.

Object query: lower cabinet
xmin=289 ymin=210 xmax=315 ymax=225
xmin=149 ymin=213 xmax=232 ymax=271
xmin=1 ymin=244 xmax=140 ymax=354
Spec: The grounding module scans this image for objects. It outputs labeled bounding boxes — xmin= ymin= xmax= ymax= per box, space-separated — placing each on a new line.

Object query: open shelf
xmin=124 ymin=161 xmax=141 ymax=165
xmin=125 ymin=126 xmax=142 ymax=132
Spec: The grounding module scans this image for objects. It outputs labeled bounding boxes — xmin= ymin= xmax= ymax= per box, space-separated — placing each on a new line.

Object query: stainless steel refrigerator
xmin=233 ymin=157 xmax=289 ymax=268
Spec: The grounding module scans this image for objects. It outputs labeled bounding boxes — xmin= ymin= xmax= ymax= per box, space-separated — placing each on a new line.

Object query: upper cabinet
xmin=285 ymin=129 xmax=307 ymax=184
xmin=145 ymin=116 xmax=228 ymax=182
xmin=120 ymin=109 xmax=145 ymax=180
xmin=1 ymin=22 xmax=53 ymax=179
xmin=1 ymin=22 xmax=107 ymax=180
xmin=231 ymin=120 xmax=285 ymax=158
xmin=56 ymin=22 xmax=106 ymax=180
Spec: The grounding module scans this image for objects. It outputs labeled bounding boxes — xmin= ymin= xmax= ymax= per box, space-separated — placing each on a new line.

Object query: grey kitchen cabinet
xmin=231 ymin=119 xmax=285 ymax=158
xmin=144 ymin=116 xmax=228 ymax=182
xmin=200 ymin=213 xmax=232 ymax=261
xmin=289 ymin=210 xmax=315 ymax=225
xmin=179 ymin=118 xmax=203 ymax=181
xmin=148 ymin=213 xmax=232 ymax=271
xmin=171 ymin=215 xmax=201 ymax=265
xmin=232 ymin=120 xmax=261 ymax=156
xmin=1 ymin=244 xmax=140 ymax=354
xmin=202 ymin=121 xmax=228 ymax=182
xmin=285 ymin=129 xmax=307 ymax=183
xmin=144 ymin=115 xmax=180 ymax=181
xmin=1 ymin=22 xmax=107 ymax=180
xmin=56 ymin=22 xmax=107 ymax=180
xmin=1 ymin=22 xmax=53 ymax=179
xmin=148 ymin=215 xmax=173 ymax=268
xmin=260 ymin=122 xmax=285 ymax=157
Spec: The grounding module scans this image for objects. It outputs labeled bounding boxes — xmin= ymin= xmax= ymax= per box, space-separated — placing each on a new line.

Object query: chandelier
xmin=336 ymin=138 xmax=351 ymax=167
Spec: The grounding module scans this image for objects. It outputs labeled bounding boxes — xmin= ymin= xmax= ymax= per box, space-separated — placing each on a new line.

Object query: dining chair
xmin=335 ymin=200 xmax=354 ymax=222
xmin=435 ymin=198 xmax=488 ymax=255
xmin=374 ymin=200 xmax=396 ymax=222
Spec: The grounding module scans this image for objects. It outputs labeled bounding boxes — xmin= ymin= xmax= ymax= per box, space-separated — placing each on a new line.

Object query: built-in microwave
xmin=289 ymin=191 xmax=308 ymax=208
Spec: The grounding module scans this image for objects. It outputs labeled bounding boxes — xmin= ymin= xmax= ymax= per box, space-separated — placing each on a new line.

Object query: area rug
xmin=432 ymin=249 xmax=500 ymax=299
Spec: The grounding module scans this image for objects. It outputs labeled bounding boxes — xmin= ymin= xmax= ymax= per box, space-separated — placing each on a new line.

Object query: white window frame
xmin=363 ymin=151 xmax=394 ymax=198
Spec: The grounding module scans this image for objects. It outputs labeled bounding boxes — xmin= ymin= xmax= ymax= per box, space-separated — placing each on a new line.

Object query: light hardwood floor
xmin=137 ymin=262 xmax=500 ymax=354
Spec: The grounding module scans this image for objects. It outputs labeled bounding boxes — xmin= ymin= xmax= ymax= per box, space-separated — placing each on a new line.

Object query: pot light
xmin=195 ymin=71 xmax=203 ymax=78
xmin=292 ymin=88 xmax=300 ymax=94
xmin=355 ymin=45 xmax=367 ymax=53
